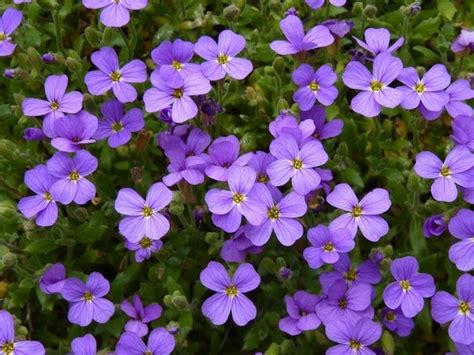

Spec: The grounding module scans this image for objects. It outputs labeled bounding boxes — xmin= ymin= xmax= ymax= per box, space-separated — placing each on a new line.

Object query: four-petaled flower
xmin=121 ymin=295 xmax=162 ymax=337
xmin=82 ymin=0 xmax=148 ymax=27
xmin=353 ymin=27 xmax=404 ymax=56
xmin=447 ymin=209 xmax=474 ymax=271
xmin=116 ymin=328 xmax=175 ymax=355
xmin=278 ymin=291 xmax=321 ymax=336
xmin=0 ymin=8 xmax=23 ymax=57
xmin=0 ymin=310 xmax=45 ymax=355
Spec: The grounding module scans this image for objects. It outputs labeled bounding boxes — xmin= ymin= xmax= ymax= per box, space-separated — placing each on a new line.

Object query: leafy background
xmin=0 ymin=0 xmax=473 ymax=354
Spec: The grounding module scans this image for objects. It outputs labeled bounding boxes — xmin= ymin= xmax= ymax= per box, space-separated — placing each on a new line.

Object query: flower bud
xmin=3 ymin=69 xmax=15 ymax=79
xmin=37 ymin=0 xmax=59 ymax=10
xmin=171 ymin=294 xmax=189 ymax=310
xmin=27 ymin=47 xmax=43 ymax=70
xmin=352 ymin=2 xmax=364 ymax=15
xmin=169 ymin=191 xmax=185 ymax=215
xmin=278 ymin=267 xmax=292 ymax=280
xmin=130 ymin=166 xmax=144 ymax=184
xmin=1 ymin=252 xmax=17 ymax=267
xmin=65 ymin=57 xmax=82 ymax=72
xmin=285 ymin=7 xmax=299 ymax=17
xmin=381 ymin=331 xmax=395 ymax=355
xmin=23 ymin=128 xmax=45 ymax=141
xmin=42 ymin=53 xmax=56 ymax=64
xmin=166 ymin=321 xmax=180 ymax=335
xmin=423 ymin=214 xmax=447 ymax=238
xmin=280 ymin=339 xmax=296 ymax=354
xmin=136 ymin=131 xmax=152 ymax=153
xmin=205 ymin=232 xmax=220 ymax=244
xmin=85 ymin=27 xmax=103 ymax=48
xmin=72 ymin=207 xmax=90 ymax=222
xmin=272 ymin=56 xmax=285 ymax=73
xmin=363 ymin=4 xmax=377 ymax=18
xmin=223 ymin=4 xmax=240 ymax=20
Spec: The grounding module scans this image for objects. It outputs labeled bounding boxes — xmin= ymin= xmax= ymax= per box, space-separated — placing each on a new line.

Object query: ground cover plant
xmin=0 ymin=0 xmax=473 ymax=354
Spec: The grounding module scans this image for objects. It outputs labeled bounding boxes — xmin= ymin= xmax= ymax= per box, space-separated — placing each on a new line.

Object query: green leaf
xmin=339 ymin=168 xmax=364 ymax=188
xmin=437 ymin=0 xmax=457 ymax=20
xmin=24 ymin=238 xmax=59 ymax=254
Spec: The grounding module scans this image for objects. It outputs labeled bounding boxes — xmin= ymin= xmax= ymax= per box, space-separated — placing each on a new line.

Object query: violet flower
xmin=0 ymin=8 xmax=22 ymax=57
xmin=121 ymin=295 xmax=162 ymax=337
xmin=353 ymin=28 xmax=404 ymax=56
xmin=51 ymin=111 xmax=98 ymax=152
xmin=422 ymin=214 xmax=447 ymax=238
xmin=300 ymin=104 xmax=344 ymax=140
xmin=451 ymin=29 xmax=474 ymax=53
xmin=447 ymin=209 xmax=474 ymax=271
xmin=125 ymin=237 xmax=163 ymax=263
xmin=305 ymin=0 xmax=346 ymax=10
xmin=71 ymin=334 xmax=96 ymax=355
xmin=0 ymin=310 xmax=45 ymax=354
xmin=23 ymin=127 xmax=46 ymax=141
xmin=39 ymin=263 xmax=66 ymax=295
xmin=220 ymin=227 xmax=263 ymax=263
xmin=321 ymin=19 xmax=353 ymax=38
xmin=116 ymin=328 xmax=175 ymax=355
xmin=82 ymin=0 xmax=148 ymax=27
xmin=278 ymin=291 xmax=321 ymax=336
xmin=269 ymin=111 xmax=316 ymax=145
xmin=452 ymin=115 xmax=474 ymax=151
xmin=381 ymin=307 xmax=415 ymax=337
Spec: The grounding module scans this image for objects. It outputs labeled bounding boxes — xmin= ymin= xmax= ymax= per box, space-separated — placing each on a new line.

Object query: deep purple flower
xmin=305 ymin=0 xmax=346 ymax=10
xmin=114 ymin=183 xmax=173 ymax=242
xmin=61 ymin=272 xmax=115 ymax=326
xmin=125 ymin=237 xmax=163 ymax=263
xmin=279 ymin=291 xmax=321 ymax=336
xmin=39 ymin=263 xmax=66 ymax=295
xmin=383 ymin=256 xmax=435 ymax=318
xmin=22 ymin=74 xmax=84 ymax=137
xmin=423 ymin=214 xmax=447 ymax=238
xmin=51 ymin=111 xmax=98 ymax=152
xmin=200 ymin=261 xmax=260 ymax=326
xmin=198 ymin=96 xmax=223 ymax=126
xmin=194 ymin=30 xmax=253 ymax=81
xmin=447 ymin=209 xmax=474 ymax=271
xmin=220 ymin=227 xmax=263 ymax=263
xmin=452 ymin=115 xmax=474 ymax=152
xmin=3 ymin=68 xmax=15 ymax=79
xmin=431 ymin=274 xmax=474 ymax=345
xmin=121 ymin=295 xmax=162 ymax=337
xmin=292 ymin=64 xmax=338 ymax=109
xmin=270 ymin=15 xmax=334 ymax=55
xmin=421 ymin=80 xmax=474 ymax=119
xmin=353 ymin=28 xmax=404 ymax=56
xmin=342 ymin=53 xmax=403 ymax=117
xmin=116 ymin=328 xmax=175 ymax=355
xmin=23 ymin=127 xmax=46 ymax=141
xmin=300 ymin=104 xmax=344 ymax=140
xmin=162 ymin=149 xmax=206 ymax=187
xmin=325 ymin=318 xmax=382 ymax=355
xmin=381 ymin=307 xmax=415 ymax=337
xmin=42 ymin=53 xmax=56 ymax=64
xmin=85 ymin=47 xmax=147 ymax=103
xmin=267 ymin=134 xmax=328 ymax=195
xmin=326 ymin=183 xmax=392 ymax=241
xmin=158 ymin=127 xmax=211 ymax=159
xmin=94 ymin=99 xmax=144 ymax=148
xmin=303 ymin=225 xmax=355 ymax=269
xmin=82 ymin=0 xmax=148 ymax=27
xmin=0 ymin=8 xmax=22 ymax=57
xmin=18 ymin=164 xmax=59 ymax=226
xmin=321 ymin=19 xmax=353 ymax=38
xmin=47 ymin=150 xmax=98 ymax=205
xmin=245 ymin=184 xmax=307 ymax=246
xmin=451 ymin=29 xmax=474 ymax=53
xmin=71 ymin=334 xmax=96 ymax=355
xmin=0 ymin=310 xmax=45 ymax=354
xmin=414 ymin=146 xmax=474 ymax=202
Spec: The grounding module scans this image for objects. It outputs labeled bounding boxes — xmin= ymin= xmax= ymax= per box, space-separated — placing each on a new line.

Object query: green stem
xmin=179 ymin=0 xmax=186 ymax=20
xmin=52 ymin=10 xmax=66 ymax=56
xmin=324 ymin=0 xmax=331 ymax=19
xmin=119 ymin=29 xmax=132 ymax=61
xmin=129 ymin=18 xmax=138 ymax=56
xmin=402 ymin=16 xmax=409 ymax=44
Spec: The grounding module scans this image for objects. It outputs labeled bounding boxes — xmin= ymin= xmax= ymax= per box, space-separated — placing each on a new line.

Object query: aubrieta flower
xmin=383 ymin=256 xmax=435 ymax=318
xmin=71 ymin=334 xmax=96 ymax=355
xmin=85 ymin=47 xmax=147 ymax=103
xmin=353 ymin=28 xmax=404 ymax=56
xmin=452 ymin=115 xmax=474 ymax=152
xmin=451 ymin=29 xmax=474 ymax=53
xmin=51 ymin=111 xmax=98 ymax=152
xmin=269 ymin=111 xmax=315 ymax=145
xmin=194 ymin=30 xmax=253 ymax=81
xmin=124 ymin=237 xmax=163 ymax=263
xmin=162 ymin=149 xmax=207 ymax=187
xmin=325 ymin=318 xmax=382 ymax=355
xmin=0 ymin=310 xmax=45 ymax=355
xmin=116 ymin=328 xmax=175 ymax=355
xmin=422 ymin=214 xmax=447 ymax=238
xmin=292 ymin=64 xmax=338 ymax=110
xmin=270 ymin=15 xmax=334 ymax=55
xmin=245 ymin=184 xmax=307 ymax=246
xmin=82 ymin=0 xmax=148 ymax=27
xmin=0 ymin=8 xmax=22 ymax=57
xmin=61 ymin=272 xmax=115 ymax=326
xmin=326 ymin=183 xmax=392 ymax=241
xmin=381 ymin=307 xmax=415 ymax=337
xmin=454 ymin=342 xmax=474 ymax=355
xmin=267 ymin=134 xmax=328 ymax=195
xmin=447 ymin=209 xmax=474 ymax=271
xmin=431 ymin=274 xmax=474 ymax=345
xmin=321 ymin=19 xmax=354 ymax=38
xmin=158 ymin=127 xmax=211 ymax=159
xmin=94 ymin=99 xmax=144 ymax=148
xmin=300 ymin=104 xmax=344 ymax=140
xmin=114 ymin=182 xmax=173 ymax=242
xmin=342 ymin=53 xmax=403 ymax=117
xmin=39 ymin=263 xmax=66 ymax=295
xmin=47 ymin=150 xmax=98 ymax=205
xmin=305 ymin=0 xmax=346 ymax=10
xmin=22 ymin=74 xmax=84 ymax=138
xmin=18 ymin=164 xmax=59 ymax=227
xmin=303 ymin=225 xmax=355 ymax=269
xmin=247 ymin=151 xmax=280 ymax=198
xmin=121 ymin=295 xmax=162 ymax=337
xmin=414 ymin=146 xmax=474 ymax=202
xmin=278 ymin=291 xmax=321 ymax=336
xmin=23 ymin=127 xmax=45 ymax=141
xmin=220 ymin=227 xmax=263 ymax=263
xmin=200 ymin=261 xmax=260 ymax=326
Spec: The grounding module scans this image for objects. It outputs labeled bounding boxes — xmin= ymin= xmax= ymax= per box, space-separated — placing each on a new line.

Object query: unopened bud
xmin=223 ymin=4 xmax=240 ymax=20
xmin=363 ymin=4 xmax=377 ymax=18
xmin=65 ymin=57 xmax=82 ymax=72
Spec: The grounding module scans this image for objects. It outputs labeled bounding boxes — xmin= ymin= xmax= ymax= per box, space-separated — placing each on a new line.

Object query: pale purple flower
xmin=116 ymin=328 xmax=175 ymax=355
xmin=162 ymin=149 xmax=206 ymax=187
xmin=423 ymin=214 xmax=447 ymax=238
xmin=269 ymin=111 xmax=316 ymax=145
xmin=305 ymin=0 xmax=346 ymax=10
xmin=247 ymin=151 xmax=280 ymax=199
xmin=121 ymin=295 xmax=162 ymax=337
xmin=14 ymin=0 xmax=32 ymax=3
xmin=220 ymin=227 xmax=263 ymax=263
xmin=326 ymin=183 xmax=392 ymax=241
xmin=451 ymin=29 xmax=474 ymax=53
xmin=51 ymin=111 xmax=98 ymax=152
xmin=353 ymin=28 xmax=404 ymax=56
xmin=85 ymin=47 xmax=147 ymax=103
xmin=447 ymin=209 xmax=474 ymax=271
xmin=71 ymin=334 xmax=96 ymax=355
xmin=82 ymin=0 xmax=148 ymax=27
xmin=452 ymin=115 xmax=474 ymax=152
xmin=158 ymin=127 xmax=211 ymax=159
xmin=124 ymin=237 xmax=163 ymax=263
xmin=39 ymin=263 xmax=66 ymax=295
xmin=454 ymin=342 xmax=474 ymax=355
xmin=321 ymin=19 xmax=353 ymax=38
xmin=278 ymin=291 xmax=321 ymax=336
xmin=292 ymin=64 xmax=338 ymax=109
xmin=300 ymin=104 xmax=344 ymax=140
xmin=381 ymin=307 xmax=415 ymax=337
xmin=0 ymin=310 xmax=45 ymax=355
xmin=200 ymin=261 xmax=260 ymax=326
xmin=0 ymin=8 xmax=22 ymax=57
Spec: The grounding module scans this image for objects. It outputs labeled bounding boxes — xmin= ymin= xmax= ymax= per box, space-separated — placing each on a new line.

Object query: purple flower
xmin=0 ymin=310 xmax=45 ymax=355
xmin=300 ymin=104 xmax=344 ymax=140
xmin=61 ymin=272 xmax=115 ymax=326
xmin=82 ymin=0 xmax=148 ymax=27
xmin=431 ymin=274 xmax=474 ymax=345
xmin=125 ymin=237 xmax=163 ymax=263
xmin=452 ymin=115 xmax=474 ymax=152
xmin=22 ymin=74 xmax=84 ymax=138
xmin=114 ymin=183 xmax=172 ymax=242
xmin=267 ymin=134 xmax=328 ymax=195
xmin=247 ymin=151 xmax=280 ymax=198
xmin=292 ymin=64 xmax=338 ymax=110
xmin=451 ymin=29 xmax=474 ymax=53
xmin=151 ymin=39 xmax=201 ymax=83
xmin=0 ymin=8 xmax=22 ymax=57
xmin=454 ymin=342 xmax=474 ymax=355
xmin=278 ymin=291 xmax=321 ymax=336
xmin=342 ymin=53 xmax=403 ymax=117
xmin=381 ymin=307 xmax=415 ymax=337
xmin=326 ymin=183 xmax=392 ymax=241
xmin=116 ymin=328 xmax=175 ymax=355
xmin=321 ymin=19 xmax=353 ymax=38
xmin=47 ymin=150 xmax=98 ymax=205
xmin=194 ymin=30 xmax=253 ymax=81
xmin=51 ymin=111 xmax=98 ymax=152
xmin=42 ymin=53 xmax=56 ymax=64
xmin=220 ymin=227 xmax=263 ymax=263
xmin=269 ymin=111 xmax=315 ymax=145
xmin=270 ymin=15 xmax=334 ymax=55
xmin=423 ymin=214 xmax=447 ymax=238
xmin=162 ymin=150 xmax=206 ymax=187
xmin=427 ymin=79 xmax=474 ymax=119
xmin=158 ymin=127 xmax=211 ymax=159
xmin=94 ymin=99 xmax=144 ymax=148
xmin=200 ymin=261 xmax=260 ymax=326
xmin=144 ymin=72 xmax=211 ymax=123
xmin=121 ymin=295 xmax=162 ymax=337
xmin=85 ymin=47 xmax=147 ymax=103
xmin=353 ymin=28 xmax=404 ymax=56
xmin=18 ymin=164 xmax=59 ymax=227
xmin=303 ymin=225 xmax=355 ymax=269
xmin=39 ymin=263 xmax=66 ymax=295
xmin=71 ymin=334 xmax=96 ymax=355
xmin=325 ymin=318 xmax=382 ymax=355
xmin=414 ymin=146 xmax=474 ymax=202
xmin=383 ymin=256 xmax=435 ymax=318
xmin=23 ymin=127 xmax=46 ymax=141
xmin=305 ymin=0 xmax=346 ymax=10
xmin=447 ymin=209 xmax=474 ymax=271
xmin=245 ymin=185 xmax=307 ymax=246
xmin=3 ymin=68 xmax=15 ymax=79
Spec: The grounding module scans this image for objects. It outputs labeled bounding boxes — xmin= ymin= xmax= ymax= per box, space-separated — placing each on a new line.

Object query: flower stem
xmin=52 ymin=10 xmax=66 ymax=56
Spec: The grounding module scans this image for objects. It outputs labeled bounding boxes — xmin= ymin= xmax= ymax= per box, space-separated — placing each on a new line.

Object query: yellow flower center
xmin=440 ymin=166 xmax=451 ymax=177
xmin=110 ymin=71 xmax=122 ymax=82
xmin=400 ymin=280 xmax=411 ymax=291
xmin=112 ymin=121 xmax=124 ymax=132
xmin=43 ymin=192 xmax=53 ymax=202
xmin=309 ymin=81 xmax=320 ymax=92
xmin=459 ymin=301 xmax=471 ymax=315
xmin=139 ymin=237 xmax=153 ymax=248
xmin=292 ymin=159 xmax=303 ymax=170
xmin=0 ymin=33 xmax=7 ymax=41
xmin=267 ymin=206 xmax=280 ymax=220
xmin=414 ymin=82 xmax=425 ymax=94
xmin=50 ymin=101 xmax=60 ymax=111
xmin=217 ymin=54 xmax=229 ymax=65
xmin=370 ymin=80 xmax=383 ymax=92
xmin=385 ymin=310 xmax=396 ymax=321
xmin=69 ymin=170 xmax=80 ymax=181
xmin=225 ymin=284 xmax=238 ymax=297
xmin=338 ymin=298 xmax=348 ymax=309
xmin=145 ymin=351 xmax=153 ymax=355
xmin=323 ymin=243 xmax=334 ymax=252
xmin=344 ymin=268 xmax=357 ymax=282
xmin=257 ymin=174 xmax=269 ymax=183
xmin=142 ymin=206 xmax=154 ymax=217
xmin=232 ymin=193 xmax=245 ymax=204
xmin=349 ymin=340 xmax=362 ymax=350
xmin=1 ymin=342 xmax=14 ymax=355
xmin=352 ymin=205 xmax=363 ymax=217
xmin=83 ymin=291 xmax=94 ymax=301
xmin=173 ymin=88 xmax=184 ymax=98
